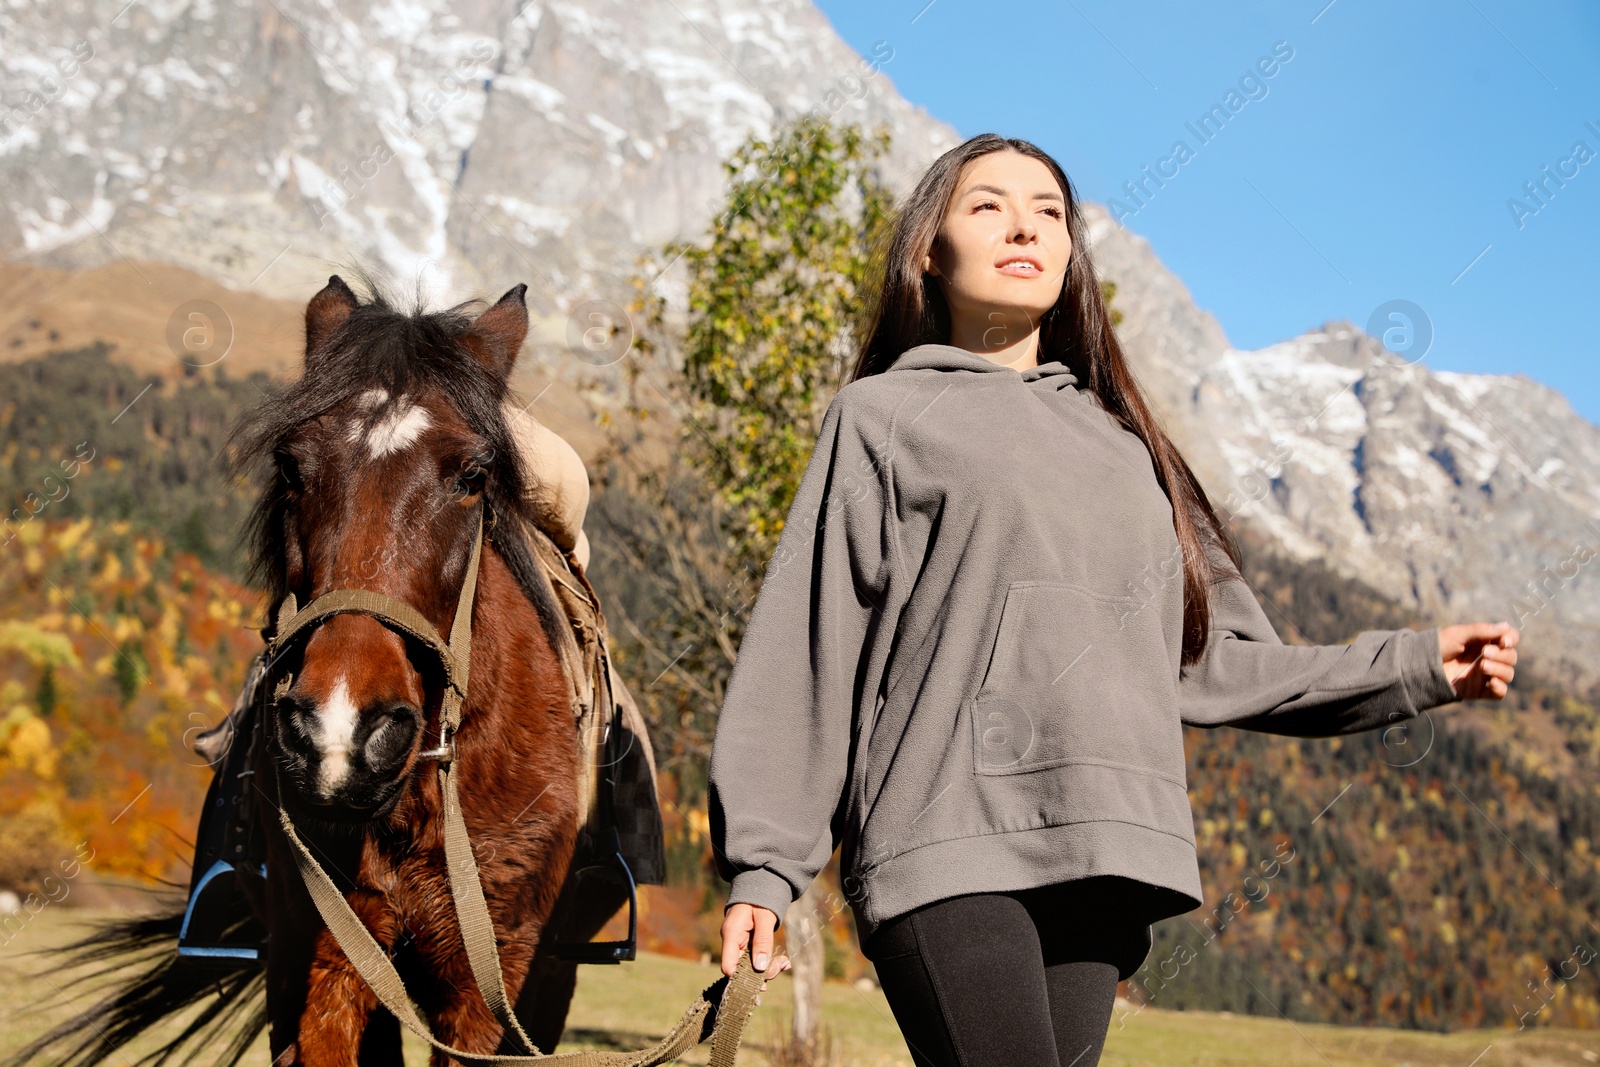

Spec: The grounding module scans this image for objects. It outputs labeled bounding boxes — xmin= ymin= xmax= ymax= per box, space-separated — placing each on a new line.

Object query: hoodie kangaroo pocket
xmin=970 ymin=580 xmax=1181 ymax=780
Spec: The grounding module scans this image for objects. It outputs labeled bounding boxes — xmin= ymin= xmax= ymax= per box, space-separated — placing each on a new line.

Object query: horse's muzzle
xmin=272 ymin=693 xmax=423 ymax=816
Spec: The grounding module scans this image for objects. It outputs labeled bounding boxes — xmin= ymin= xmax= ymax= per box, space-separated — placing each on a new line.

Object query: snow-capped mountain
xmin=1085 ymin=206 xmax=1600 ymax=687
xmin=4 ymin=0 xmax=1595 ymax=684
xmin=0 ymin=0 xmax=955 ymax=312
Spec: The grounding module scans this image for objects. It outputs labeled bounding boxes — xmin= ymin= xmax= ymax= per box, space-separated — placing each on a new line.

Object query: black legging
xmin=860 ymin=878 xmax=1154 ymax=1067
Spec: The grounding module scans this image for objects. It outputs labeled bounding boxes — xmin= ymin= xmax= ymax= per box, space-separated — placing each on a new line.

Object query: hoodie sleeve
xmin=1178 ymin=549 xmax=1459 ymax=737
xmin=706 ymin=389 xmax=898 ymax=929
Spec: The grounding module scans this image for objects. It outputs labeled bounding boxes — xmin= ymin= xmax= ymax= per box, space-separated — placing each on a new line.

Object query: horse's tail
xmin=7 ymin=901 xmax=267 ymax=1067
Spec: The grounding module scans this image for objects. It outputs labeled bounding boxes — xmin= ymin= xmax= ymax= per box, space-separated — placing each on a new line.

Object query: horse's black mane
xmin=225 ymin=272 xmax=569 ymax=652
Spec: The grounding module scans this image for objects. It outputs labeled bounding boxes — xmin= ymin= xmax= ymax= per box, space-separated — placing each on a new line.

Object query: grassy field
xmin=3 ymin=909 xmax=1596 ymax=1065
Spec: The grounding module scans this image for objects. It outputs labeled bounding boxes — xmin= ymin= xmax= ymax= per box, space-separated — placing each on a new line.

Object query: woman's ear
xmin=922 ymin=251 xmax=940 ymax=277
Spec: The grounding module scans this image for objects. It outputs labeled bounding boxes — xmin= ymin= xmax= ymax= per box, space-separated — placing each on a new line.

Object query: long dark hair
xmin=851 ymin=133 xmax=1240 ymax=664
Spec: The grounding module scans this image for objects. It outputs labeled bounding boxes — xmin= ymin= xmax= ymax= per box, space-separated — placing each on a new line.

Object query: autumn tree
xmin=593 ymin=115 xmax=893 ymax=1054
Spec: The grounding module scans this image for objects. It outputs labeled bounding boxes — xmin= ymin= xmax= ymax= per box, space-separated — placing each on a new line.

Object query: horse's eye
xmin=275 ymin=449 xmax=303 ymax=493
xmin=457 ymin=465 xmax=488 ymax=497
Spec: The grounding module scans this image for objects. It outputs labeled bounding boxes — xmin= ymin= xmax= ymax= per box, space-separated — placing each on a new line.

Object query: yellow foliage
xmin=0 ymin=702 xmax=27 ymax=745
xmin=0 ymin=797 xmax=71 ymax=892
xmin=4 ymin=712 xmax=57 ymax=778
xmin=154 ymin=603 xmax=180 ymax=649
xmin=0 ymin=620 xmax=81 ymax=669
xmin=0 ymin=517 xmax=299 ymax=887
xmin=160 ymin=661 xmax=189 ymax=700
xmin=55 ymin=517 xmax=92 ymax=553
xmin=686 ymin=806 xmax=710 ymax=844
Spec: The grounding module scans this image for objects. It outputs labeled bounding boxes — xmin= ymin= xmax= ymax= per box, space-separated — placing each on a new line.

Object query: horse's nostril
xmin=273 ymin=695 xmax=319 ymax=754
xmin=363 ymin=704 xmax=420 ymax=772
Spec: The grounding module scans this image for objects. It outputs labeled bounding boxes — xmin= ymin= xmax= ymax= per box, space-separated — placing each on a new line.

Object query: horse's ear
xmin=305 ymin=275 xmax=358 ymax=366
xmin=460 ymin=284 xmax=528 ymax=380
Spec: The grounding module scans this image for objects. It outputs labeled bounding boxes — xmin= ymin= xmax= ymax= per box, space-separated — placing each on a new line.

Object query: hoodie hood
xmin=886 ymin=343 xmax=1080 ymax=394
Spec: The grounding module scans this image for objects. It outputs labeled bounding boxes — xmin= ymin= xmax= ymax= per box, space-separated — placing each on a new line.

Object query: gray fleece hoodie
xmin=707 ymin=343 xmax=1459 ymax=951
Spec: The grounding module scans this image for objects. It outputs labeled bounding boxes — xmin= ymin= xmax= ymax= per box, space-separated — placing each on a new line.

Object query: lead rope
xmin=271 ymin=509 xmax=766 ymax=1063
xmin=431 ymin=513 xmax=543 ymax=1054
xmin=276 ymin=805 xmax=762 ymax=1064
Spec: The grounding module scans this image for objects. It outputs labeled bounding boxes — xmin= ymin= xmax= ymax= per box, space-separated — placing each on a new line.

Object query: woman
xmin=706 ymin=134 xmax=1519 ymax=1067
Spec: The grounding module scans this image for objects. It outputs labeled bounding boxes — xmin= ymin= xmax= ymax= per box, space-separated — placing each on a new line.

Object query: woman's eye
xmin=1041 ymin=206 xmax=1064 ymax=220
xmin=974 ymin=200 xmax=999 ymax=211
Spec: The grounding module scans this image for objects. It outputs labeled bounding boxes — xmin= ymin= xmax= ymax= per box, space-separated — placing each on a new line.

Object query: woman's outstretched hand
xmin=1438 ymin=622 xmax=1520 ymax=700
xmin=720 ymin=902 xmax=792 ymax=983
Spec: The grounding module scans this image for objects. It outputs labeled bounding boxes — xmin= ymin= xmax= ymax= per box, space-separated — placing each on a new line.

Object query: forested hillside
xmin=1 ymin=344 xmax=272 ymax=578
xmin=1139 ymin=541 xmax=1600 ymax=1030
xmin=1 ymin=348 xmax=1595 ymax=1031
xmin=0 ymin=514 xmax=263 ymax=894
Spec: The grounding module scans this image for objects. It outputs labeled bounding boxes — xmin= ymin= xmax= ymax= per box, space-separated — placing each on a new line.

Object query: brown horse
xmin=15 ymin=276 xmax=627 ymax=1066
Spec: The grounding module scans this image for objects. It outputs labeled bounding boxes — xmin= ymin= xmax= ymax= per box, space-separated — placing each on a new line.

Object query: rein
xmin=262 ymin=507 xmax=763 ymax=1064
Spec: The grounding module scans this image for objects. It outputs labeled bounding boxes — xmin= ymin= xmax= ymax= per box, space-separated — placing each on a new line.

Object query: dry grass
xmin=4 ymin=908 xmax=1596 ymax=1066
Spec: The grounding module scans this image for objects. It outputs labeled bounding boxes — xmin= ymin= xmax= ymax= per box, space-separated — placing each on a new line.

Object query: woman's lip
xmin=996 ymin=259 xmax=1043 ymax=276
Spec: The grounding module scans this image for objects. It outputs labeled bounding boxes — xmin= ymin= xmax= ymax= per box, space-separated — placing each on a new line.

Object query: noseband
xmin=264 ymin=507 xmax=487 ymax=765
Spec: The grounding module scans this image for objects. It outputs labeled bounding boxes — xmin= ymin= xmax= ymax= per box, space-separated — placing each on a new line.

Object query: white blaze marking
xmin=315 ymin=676 xmax=360 ymax=796
xmin=365 ymin=401 xmax=432 ymax=458
xmin=345 ymin=389 xmax=393 ymax=443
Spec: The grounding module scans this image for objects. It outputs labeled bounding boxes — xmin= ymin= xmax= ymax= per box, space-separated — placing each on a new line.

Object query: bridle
xmin=259 ymin=507 xmax=559 ymax=1052
xmin=256 ymin=504 xmax=763 ymax=1065
xmin=265 ymin=507 xmax=488 ymax=769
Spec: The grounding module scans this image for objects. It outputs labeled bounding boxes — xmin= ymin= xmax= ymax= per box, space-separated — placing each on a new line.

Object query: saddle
xmin=178 ymin=510 xmax=666 ymax=965
xmin=521 ymin=515 xmax=665 ymax=881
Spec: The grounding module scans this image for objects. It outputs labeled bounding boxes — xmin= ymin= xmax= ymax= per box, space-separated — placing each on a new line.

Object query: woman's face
xmin=923 ymin=150 xmax=1073 ymax=349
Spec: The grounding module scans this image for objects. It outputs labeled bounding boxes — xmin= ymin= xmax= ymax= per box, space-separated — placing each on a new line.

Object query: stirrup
xmin=178 ymin=660 xmax=268 ymax=966
xmin=177 ymin=766 xmax=267 ymax=965
xmin=550 ymin=825 xmax=637 ymax=963
xmin=177 ymin=859 xmax=267 ymax=964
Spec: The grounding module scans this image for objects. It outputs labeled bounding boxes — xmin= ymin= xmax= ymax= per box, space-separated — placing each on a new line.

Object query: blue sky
xmin=813 ymin=0 xmax=1600 ymax=423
